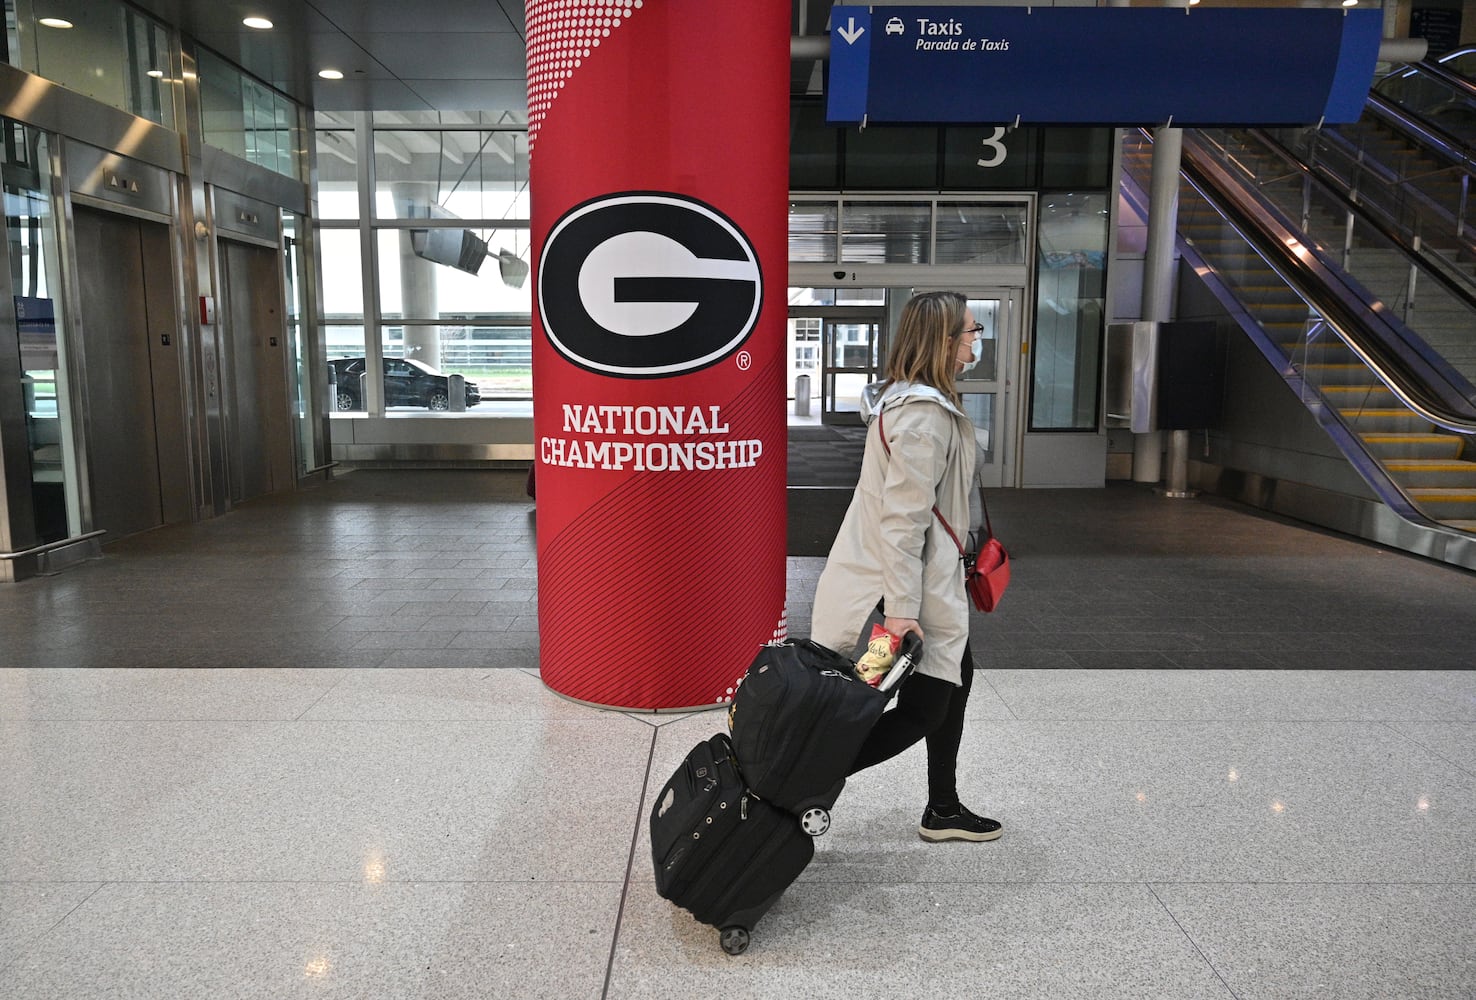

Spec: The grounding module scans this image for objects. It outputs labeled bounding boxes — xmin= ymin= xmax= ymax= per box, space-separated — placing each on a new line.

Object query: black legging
xmin=846 ymin=641 xmax=974 ymax=806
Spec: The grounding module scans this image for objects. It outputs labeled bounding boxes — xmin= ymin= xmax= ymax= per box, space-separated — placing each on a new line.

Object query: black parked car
xmin=329 ymin=357 xmax=481 ymax=411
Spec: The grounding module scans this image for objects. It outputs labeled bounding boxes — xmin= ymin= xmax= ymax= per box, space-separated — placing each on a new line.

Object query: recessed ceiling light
xmin=38 ymin=17 xmax=74 ymax=28
xmin=147 ymin=69 xmax=165 ymax=78
xmin=242 ymin=16 xmax=273 ymax=30
xmin=318 ymin=69 xmax=344 ymax=80
xmin=1341 ymin=0 xmax=1358 ymax=6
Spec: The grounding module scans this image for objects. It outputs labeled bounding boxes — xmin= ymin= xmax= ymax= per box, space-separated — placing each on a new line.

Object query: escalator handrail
xmin=1150 ymin=128 xmax=1476 ymax=434
xmin=1377 ymin=56 xmax=1476 ymax=108
xmin=1239 ymin=126 xmax=1476 ymax=315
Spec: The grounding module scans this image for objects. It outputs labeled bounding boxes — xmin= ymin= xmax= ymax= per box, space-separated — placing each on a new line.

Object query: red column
xmin=527 ymin=0 xmax=789 ymax=710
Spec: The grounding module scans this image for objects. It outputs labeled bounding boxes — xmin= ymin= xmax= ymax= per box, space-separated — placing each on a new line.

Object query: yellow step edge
xmin=1339 ymin=409 xmax=1429 ymax=417
xmin=1362 ymin=434 xmax=1456 ymax=442
xmin=1409 ymin=490 xmax=1476 ymax=501
xmin=1385 ymin=462 xmax=1476 ymax=472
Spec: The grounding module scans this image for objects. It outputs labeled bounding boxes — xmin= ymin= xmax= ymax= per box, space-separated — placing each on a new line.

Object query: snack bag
xmin=855 ymin=625 xmax=901 ymax=687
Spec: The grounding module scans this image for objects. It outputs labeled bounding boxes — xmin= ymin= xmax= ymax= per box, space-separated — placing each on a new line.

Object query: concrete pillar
xmin=391 ymin=182 xmax=440 ymax=373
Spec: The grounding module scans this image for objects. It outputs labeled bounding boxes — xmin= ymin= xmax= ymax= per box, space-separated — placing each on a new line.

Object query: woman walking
xmin=810 ymin=290 xmax=1001 ymax=843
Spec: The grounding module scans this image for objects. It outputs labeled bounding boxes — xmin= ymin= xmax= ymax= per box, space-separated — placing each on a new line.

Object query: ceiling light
xmin=318 ymin=69 xmax=344 ymax=80
xmin=1341 ymin=0 xmax=1358 ymax=6
xmin=147 ymin=69 xmax=165 ymax=78
xmin=38 ymin=17 xmax=74 ymax=28
xmin=242 ymin=16 xmax=273 ymax=29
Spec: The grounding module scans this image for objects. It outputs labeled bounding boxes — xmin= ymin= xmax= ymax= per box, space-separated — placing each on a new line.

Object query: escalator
xmin=1120 ymin=125 xmax=1476 ymax=568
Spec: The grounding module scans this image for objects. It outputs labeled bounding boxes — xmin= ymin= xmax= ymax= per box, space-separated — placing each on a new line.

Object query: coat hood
xmin=860 ymin=379 xmax=967 ymax=424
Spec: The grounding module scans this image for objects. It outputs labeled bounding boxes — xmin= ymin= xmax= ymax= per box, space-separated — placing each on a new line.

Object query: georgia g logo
xmin=538 ymin=192 xmax=763 ymax=378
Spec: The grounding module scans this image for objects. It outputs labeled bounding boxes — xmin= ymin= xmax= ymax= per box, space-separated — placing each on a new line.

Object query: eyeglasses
xmin=960 ymin=323 xmax=985 ymax=338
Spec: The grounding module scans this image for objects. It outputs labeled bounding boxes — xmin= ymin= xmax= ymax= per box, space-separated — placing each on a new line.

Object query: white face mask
xmin=957 ymin=335 xmax=982 ymax=376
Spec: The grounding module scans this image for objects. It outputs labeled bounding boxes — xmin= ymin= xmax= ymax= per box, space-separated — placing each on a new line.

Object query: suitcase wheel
xmin=800 ymin=807 xmax=831 ymax=837
xmin=719 ymin=926 xmax=751 ymax=956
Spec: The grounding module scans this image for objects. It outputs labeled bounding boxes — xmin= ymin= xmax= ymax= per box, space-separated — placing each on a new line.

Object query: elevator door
xmin=219 ymin=238 xmax=292 ymax=504
xmin=73 ymin=208 xmax=188 ymax=539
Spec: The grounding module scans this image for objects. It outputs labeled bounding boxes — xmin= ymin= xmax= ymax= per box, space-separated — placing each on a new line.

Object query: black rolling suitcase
xmin=651 ymin=732 xmax=813 ymax=955
xmin=727 ymin=633 xmax=922 ymax=835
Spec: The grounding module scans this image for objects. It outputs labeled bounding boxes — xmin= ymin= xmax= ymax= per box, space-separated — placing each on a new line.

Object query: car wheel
xmin=336 ymin=391 xmax=357 ymax=411
xmin=426 ymin=390 xmax=449 ymax=411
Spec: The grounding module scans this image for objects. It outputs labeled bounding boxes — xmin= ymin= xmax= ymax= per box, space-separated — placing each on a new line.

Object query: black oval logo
xmin=538 ymin=192 xmax=763 ymax=378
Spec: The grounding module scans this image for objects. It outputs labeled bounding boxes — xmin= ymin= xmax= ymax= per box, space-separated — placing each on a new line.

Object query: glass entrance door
xmin=787 ymin=287 xmax=886 ymax=426
xmin=948 ymin=289 xmax=1024 ymax=488
xmin=822 ymin=316 xmax=882 ymax=424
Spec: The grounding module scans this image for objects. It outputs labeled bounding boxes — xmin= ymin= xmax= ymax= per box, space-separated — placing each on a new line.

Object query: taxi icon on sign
xmin=885 ymin=17 xmax=904 ymax=35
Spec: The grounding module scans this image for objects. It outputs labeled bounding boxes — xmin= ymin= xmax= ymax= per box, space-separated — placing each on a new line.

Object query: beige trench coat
xmin=810 ymin=383 xmax=976 ymax=686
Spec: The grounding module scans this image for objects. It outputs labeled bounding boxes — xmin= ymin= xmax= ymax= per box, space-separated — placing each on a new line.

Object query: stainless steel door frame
xmin=945 ymin=287 xmax=1025 ymax=489
xmin=820 ymin=314 xmax=884 ymax=425
xmin=72 ymin=208 xmax=167 ymax=538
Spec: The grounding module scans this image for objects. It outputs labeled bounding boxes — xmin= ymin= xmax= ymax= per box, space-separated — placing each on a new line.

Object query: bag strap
xmin=876 ymin=408 xmax=976 ymax=558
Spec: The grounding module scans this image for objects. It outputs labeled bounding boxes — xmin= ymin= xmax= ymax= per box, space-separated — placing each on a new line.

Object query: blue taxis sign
xmin=828 ymin=6 xmax=1384 ymax=127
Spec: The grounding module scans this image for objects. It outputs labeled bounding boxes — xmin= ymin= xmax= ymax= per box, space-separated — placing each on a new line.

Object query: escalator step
xmin=1409 ymin=488 xmax=1476 ymax=503
xmin=1408 ymin=491 xmax=1476 ymax=520
xmin=1339 ymin=408 xmax=1435 ymax=432
xmin=1385 ymin=461 xmax=1476 ymax=472
xmin=1361 ymin=434 xmax=1465 ymax=459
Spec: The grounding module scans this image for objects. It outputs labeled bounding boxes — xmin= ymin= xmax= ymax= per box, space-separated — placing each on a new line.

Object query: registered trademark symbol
xmin=736 ymin=351 xmax=752 ymax=370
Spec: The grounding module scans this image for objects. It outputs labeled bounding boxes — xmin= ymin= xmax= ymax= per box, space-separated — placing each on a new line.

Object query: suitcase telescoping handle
xmin=877 ymin=632 xmax=923 ymax=694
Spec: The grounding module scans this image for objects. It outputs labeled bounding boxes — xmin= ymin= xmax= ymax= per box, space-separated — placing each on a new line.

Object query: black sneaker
xmin=919 ymin=803 xmax=1002 ymax=843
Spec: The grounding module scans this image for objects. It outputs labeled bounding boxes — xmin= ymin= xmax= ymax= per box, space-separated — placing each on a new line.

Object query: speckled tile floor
xmin=1 ymin=469 xmax=1473 ymax=999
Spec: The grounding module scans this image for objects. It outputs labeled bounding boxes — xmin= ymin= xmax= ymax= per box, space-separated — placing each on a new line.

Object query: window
xmin=198 ymin=49 xmax=303 ymax=180
xmin=1030 ymin=192 xmax=1109 ymax=430
xmin=317 ymin=113 xmax=534 ymax=406
xmin=16 ymin=1 xmax=176 ymax=127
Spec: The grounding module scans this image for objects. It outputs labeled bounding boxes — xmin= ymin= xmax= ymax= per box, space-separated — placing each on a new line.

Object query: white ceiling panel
xmin=305 ymin=0 xmax=522 ymax=34
xmin=395 ymin=80 xmax=530 ymax=114
xmin=359 ymin=34 xmax=528 ymax=81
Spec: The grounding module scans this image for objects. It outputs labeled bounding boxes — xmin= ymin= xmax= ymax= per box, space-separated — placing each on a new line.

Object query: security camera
xmin=833 ymin=270 xmax=846 ymax=280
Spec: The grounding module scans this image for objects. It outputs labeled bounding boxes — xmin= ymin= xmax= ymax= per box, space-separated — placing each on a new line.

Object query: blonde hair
xmin=882 ymin=290 xmax=968 ymax=406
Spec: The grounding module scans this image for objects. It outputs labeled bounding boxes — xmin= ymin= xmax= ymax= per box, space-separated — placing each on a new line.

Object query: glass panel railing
xmin=1372 ymin=61 xmax=1476 ymax=148
xmin=1188 ymin=127 xmax=1476 ymax=397
xmin=1258 ymin=122 xmax=1475 ymax=284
